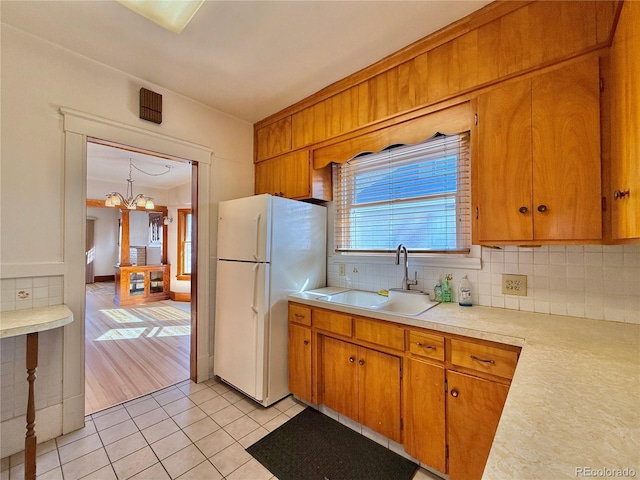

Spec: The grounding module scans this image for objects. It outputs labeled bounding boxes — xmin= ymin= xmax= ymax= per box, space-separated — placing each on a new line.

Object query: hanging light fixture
xmin=105 ymin=159 xmax=155 ymax=210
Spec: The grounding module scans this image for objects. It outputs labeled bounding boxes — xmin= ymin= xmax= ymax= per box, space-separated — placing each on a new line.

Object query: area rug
xmin=246 ymin=407 xmax=418 ymax=480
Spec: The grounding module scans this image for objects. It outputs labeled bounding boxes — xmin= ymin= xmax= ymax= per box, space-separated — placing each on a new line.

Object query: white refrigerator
xmin=213 ymin=194 xmax=326 ymax=406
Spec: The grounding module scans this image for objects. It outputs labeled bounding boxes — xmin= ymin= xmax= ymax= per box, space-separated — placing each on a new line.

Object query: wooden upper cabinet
xmin=610 ymin=1 xmax=640 ymax=240
xmin=475 ymin=57 xmax=602 ymax=243
xmin=254 ymin=149 xmax=331 ymax=201
xmin=476 ymin=78 xmax=533 ymax=243
xmin=532 ymin=57 xmax=602 ymax=241
xmin=255 ymin=116 xmax=292 ymax=162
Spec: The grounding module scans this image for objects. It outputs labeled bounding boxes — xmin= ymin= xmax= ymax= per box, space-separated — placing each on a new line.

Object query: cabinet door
xmin=288 ymin=324 xmax=312 ymax=403
xmin=357 ymin=347 xmax=402 ymax=443
xmin=404 ymin=358 xmax=446 ymax=472
xmin=254 ymin=150 xmax=310 ymax=199
xmin=476 ymin=78 xmax=533 ymax=242
xmin=321 ymin=337 xmax=358 ymax=420
xmin=447 ymin=371 xmax=509 ymax=480
xmin=609 ymin=1 xmax=640 ymax=240
xmin=532 ymin=57 xmax=602 ymax=240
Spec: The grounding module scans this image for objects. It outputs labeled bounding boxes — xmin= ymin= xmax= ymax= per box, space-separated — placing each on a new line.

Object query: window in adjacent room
xmin=333 ymin=132 xmax=471 ymax=254
xmin=177 ymin=208 xmax=192 ymax=279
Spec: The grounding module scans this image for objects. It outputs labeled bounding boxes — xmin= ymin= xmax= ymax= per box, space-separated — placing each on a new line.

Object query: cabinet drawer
xmin=289 ymin=304 xmax=311 ymax=326
xmin=450 ymin=339 xmax=518 ymax=379
xmin=313 ymin=309 xmax=353 ymax=337
xmin=354 ymin=318 xmax=405 ymax=351
xmin=407 ymin=331 xmax=445 ymax=362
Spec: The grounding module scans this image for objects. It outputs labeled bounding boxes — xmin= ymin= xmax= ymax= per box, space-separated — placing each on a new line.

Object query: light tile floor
xmin=1 ymin=379 xmax=439 ymax=480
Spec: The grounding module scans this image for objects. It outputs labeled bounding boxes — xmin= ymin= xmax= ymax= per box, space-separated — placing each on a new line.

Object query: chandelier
xmin=105 ymin=159 xmax=155 ymax=210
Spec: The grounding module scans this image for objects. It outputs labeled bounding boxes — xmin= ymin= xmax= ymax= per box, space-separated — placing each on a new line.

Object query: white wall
xmin=87 ymin=207 xmax=119 ymax=277
xmin=0 ymin=24 xmax=254 ymax=457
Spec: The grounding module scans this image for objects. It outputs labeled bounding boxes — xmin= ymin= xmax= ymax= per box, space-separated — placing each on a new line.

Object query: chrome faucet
xmin=395 ymin=244 xmax=418 ymax=290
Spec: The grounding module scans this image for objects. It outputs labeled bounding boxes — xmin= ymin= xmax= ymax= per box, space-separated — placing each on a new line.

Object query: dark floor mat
xmin=246 ymin=407 xmax=418 ymax=480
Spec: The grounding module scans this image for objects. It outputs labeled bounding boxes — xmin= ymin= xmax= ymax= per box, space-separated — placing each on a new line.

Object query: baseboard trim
xmin=94 ymin=275 xmax=115 ymax=282
xmin=170 ymin=291 xmax=191 ymax=302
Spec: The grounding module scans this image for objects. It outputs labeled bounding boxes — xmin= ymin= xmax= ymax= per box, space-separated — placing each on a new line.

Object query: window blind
xmin=333 ymin=132 xmax=471 ymax=254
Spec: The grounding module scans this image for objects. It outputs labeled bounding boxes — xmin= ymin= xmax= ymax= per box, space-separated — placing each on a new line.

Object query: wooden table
xmin=1 ymin=305 xmax=73 ymax=480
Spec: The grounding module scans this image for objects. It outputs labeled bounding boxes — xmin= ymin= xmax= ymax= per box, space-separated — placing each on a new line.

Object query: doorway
xmin=85 ymin=139 xmax=195 ymax=413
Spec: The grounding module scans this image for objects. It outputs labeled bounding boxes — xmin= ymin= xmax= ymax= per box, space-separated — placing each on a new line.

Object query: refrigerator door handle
xmin=250 ymin=263 xmax=260 ymax=314
xmin=253 ymin=213 xmax=262 ymax=262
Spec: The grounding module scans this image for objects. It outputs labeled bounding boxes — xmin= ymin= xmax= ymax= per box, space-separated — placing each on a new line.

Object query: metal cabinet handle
xmin=614 ymin=189 xmax=630 ymax=200
xmin=303 ymin=340 xmax=309 ymax=345
xmin=358 ymin=359 xmax=365 ymax=366
xmin=537 ymin=204 xmax=548 ymax=213
xmin=417 ymin=343 xmax=436 ymax=350
xmin=519 ymin=206 xmax=528 ymax=214
xmin=451 ymin=389 xmax=459 ymax=398
xmin=294 ymin=313 xmax=305 ymax=319
xmin=470 ymin=355 xmax=495 ymax=365
xmin=348 ymin=356 xmax=355 ymax=363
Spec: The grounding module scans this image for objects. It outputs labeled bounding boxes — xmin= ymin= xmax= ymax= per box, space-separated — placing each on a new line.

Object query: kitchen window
xmin=177 ymin=208 xmax=192 ymax=279
xmin=333 ymin=132 xmax=471 ymax=254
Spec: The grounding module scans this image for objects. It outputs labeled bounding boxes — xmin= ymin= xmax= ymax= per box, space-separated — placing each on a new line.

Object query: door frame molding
xmin=60 ymin=107 xmax=212 ymax=433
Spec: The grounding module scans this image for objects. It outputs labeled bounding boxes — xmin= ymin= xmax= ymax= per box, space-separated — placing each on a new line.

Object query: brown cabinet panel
xmin=354 ymin=317 xmax=405 ymax=351
xmin=404 ymin=358 xmax=446 ymax=473
xmin=357 ymin=347 xmax=401 ymax=443
xmin=532 ymin=57 xmax=602 ymax=240
xmin=313 ymin=102 xmax=472 ymax=169
xmin=288 ymin=324 xmax=312 ymax=403
xmin=313 ymin=309 xmax=353 ymax=337
xmin=288 ymin=304 xmax=311 ymax=326
xmin=447 ymin=371 xmax=509 ymax=480
xmin=476 ymin=57 xmax=602 ymax=243
xmin=610 ymin=1 xmax=640 ymax=239
xmin=321 ymin=336 xmax=358 ymax=419
xmin=450 ymin=339 xmax=518 ymax=380
xmin=407 ymin=330 xmax=445 ymax=362
xmin=476 ymin=78 xmax=533 ymax=242
xmin=255 ymin=116 xmax=292 ymax=162
xmin=321 ymin=336 xmax=402 ymax=443
xmin=428 ymin=30 xmax=480 ymax=102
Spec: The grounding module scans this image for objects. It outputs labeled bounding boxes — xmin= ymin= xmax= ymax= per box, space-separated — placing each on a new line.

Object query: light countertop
xmin=289 ymin=288 xmax=640 ymax=479
xmin=0 ymin=304 xmax=74 ymax=338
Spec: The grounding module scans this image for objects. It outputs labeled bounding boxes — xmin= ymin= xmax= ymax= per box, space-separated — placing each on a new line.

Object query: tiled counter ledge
xmin=288 ymin=289 xmax=640 ymax=479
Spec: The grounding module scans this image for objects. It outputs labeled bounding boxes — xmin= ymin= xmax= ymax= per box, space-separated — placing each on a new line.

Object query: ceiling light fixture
xmin=117 ymin=0 xmax=204 ymax=34
xmin=105 ymin=159 xmax=155 ymax=210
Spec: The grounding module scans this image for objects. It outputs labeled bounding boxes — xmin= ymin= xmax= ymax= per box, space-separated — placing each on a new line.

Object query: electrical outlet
xmin=338 ymin=264 xmax=346 ymax=276
xmin=502 ymin=274 xmax=527 ymax=296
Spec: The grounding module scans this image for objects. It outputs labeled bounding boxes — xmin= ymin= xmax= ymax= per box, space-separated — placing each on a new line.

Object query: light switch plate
xmin=502 ymin=274 xmax=527 ymax=296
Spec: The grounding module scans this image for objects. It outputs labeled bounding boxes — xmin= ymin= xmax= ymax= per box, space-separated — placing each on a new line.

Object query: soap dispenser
xmin=433 ymin=279 xmax=443 ymax=302
xmin=458 ymin=275 xmax=473 ymax=307
xmin=442 ymin=274 xmax=452 ymax=303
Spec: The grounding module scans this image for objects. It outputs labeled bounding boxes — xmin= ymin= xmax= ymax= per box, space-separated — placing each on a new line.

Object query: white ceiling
xmin=1 ymin=0 xmax=492 ymax=124
xmin=87 ymin=142 xmax=192 ymax=190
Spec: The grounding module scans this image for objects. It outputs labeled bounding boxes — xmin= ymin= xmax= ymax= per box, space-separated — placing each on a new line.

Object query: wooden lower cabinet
xmin=447 ymin=371 xmax=510 ymax=480
xmin=288 ymin=323 xmax=312 ymax=403
xmin=403 ymin=357 xmax=446 ymax=473
xmin=321 ymin=336 xmax=402 ymax=443
xmin=287 ymin=302 xmax=518 ymax=479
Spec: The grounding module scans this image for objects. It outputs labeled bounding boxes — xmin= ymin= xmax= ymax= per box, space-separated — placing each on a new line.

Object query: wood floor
xmin=85 ymin=282 xmax=190 ymax=414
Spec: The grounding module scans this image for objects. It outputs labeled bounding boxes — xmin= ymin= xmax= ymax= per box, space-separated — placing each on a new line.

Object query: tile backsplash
xmin=0 ymin=276 xmax=65 ymax=422
xmin=0 ymin=276 xmax=64 ymax=312
xmin=328 ymin=245 xmax=640 ymax=324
